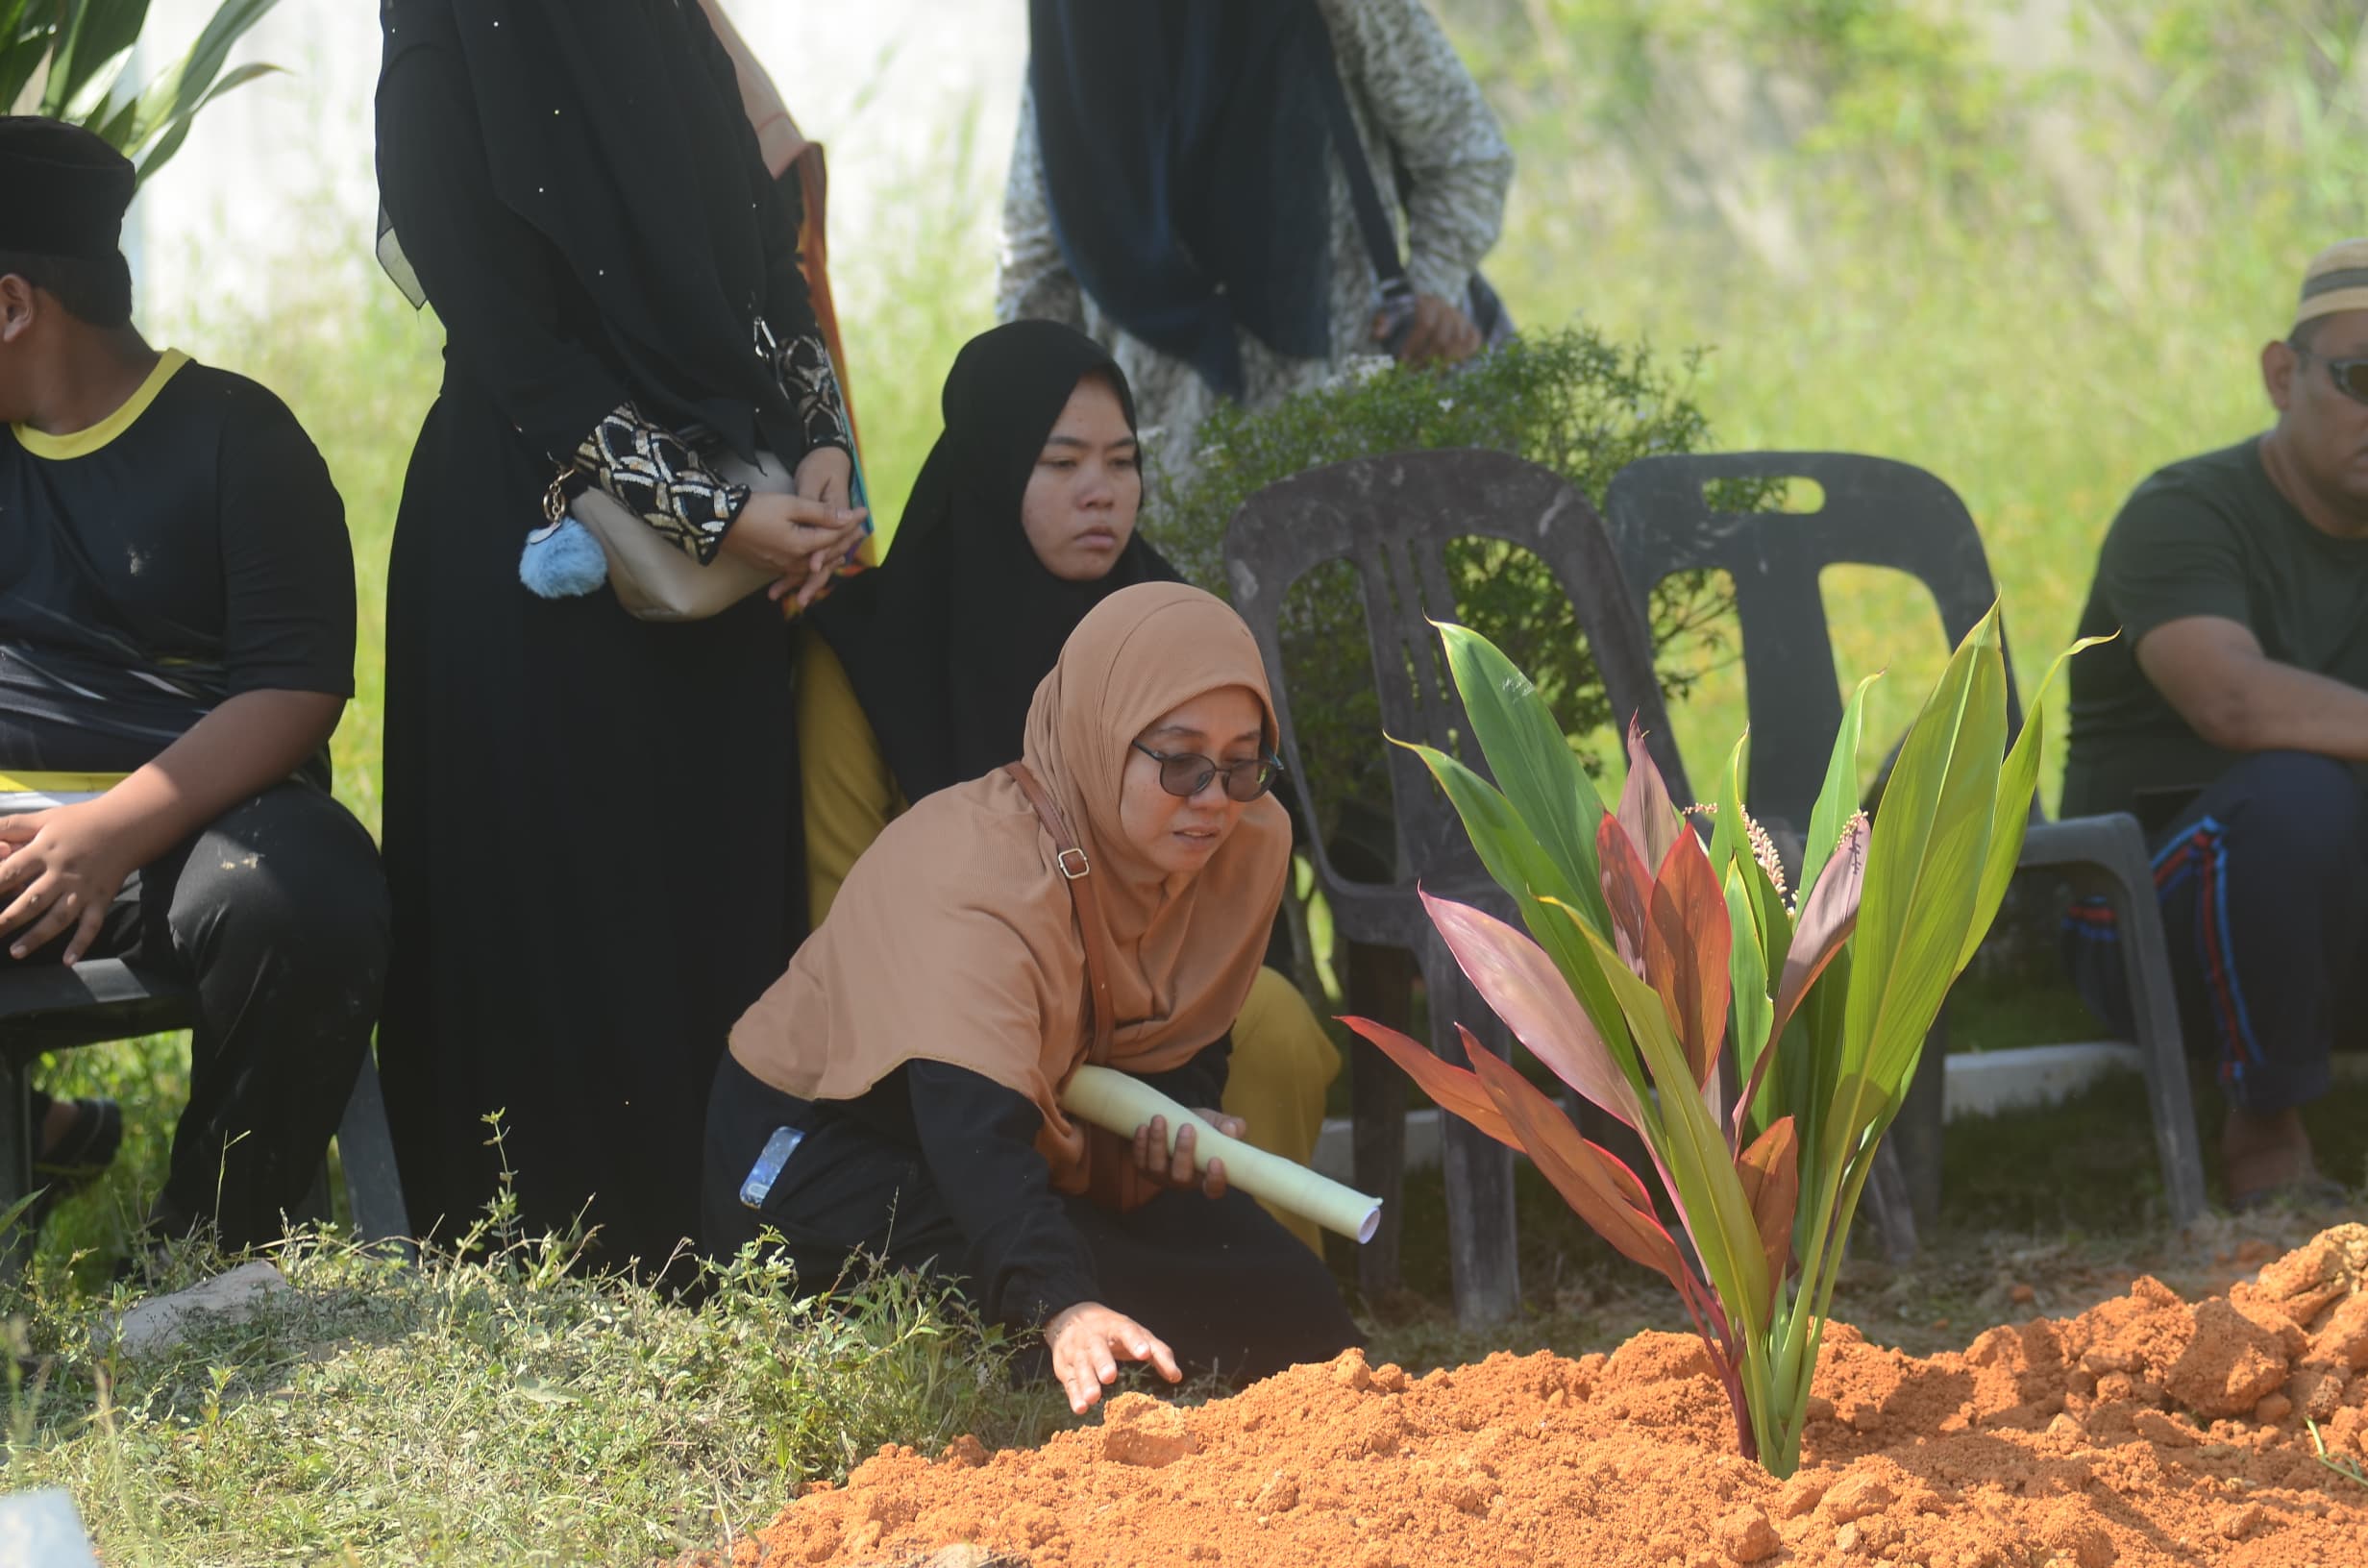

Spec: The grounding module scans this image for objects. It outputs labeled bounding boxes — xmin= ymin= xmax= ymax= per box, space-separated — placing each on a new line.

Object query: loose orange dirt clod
xmin=721 ymin=1227 xmax=2368 ymax=1567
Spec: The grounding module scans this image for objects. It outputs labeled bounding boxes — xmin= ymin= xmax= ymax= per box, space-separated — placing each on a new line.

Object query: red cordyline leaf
xmin=1595 ymin=812 xmax=1653 ymax=978
xmin=1735 ymin=1115 xmax=1801 ymax=1314
xmin=1733 ymin=814 xmax=1869 ymax=1142
xmin=1616 ymin=718 xmax=1684 ymax=878
xmin=1419 ymin=889 xmax=1650 ymax=1134
xmin=1338 ymin=1016 xmax=1518 ymax=1150
xmin=1466 ymin=1043 xmax=1694 ymax=1293
xmin=1354 ymin=1008 xmax=1752 ymax=1458
xmin=1645 ymin=830 xmax=1731 ymax=1094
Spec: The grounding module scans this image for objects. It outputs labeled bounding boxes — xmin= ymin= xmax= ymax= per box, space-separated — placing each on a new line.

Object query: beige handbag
xmin=571 ymin=449 xmax=791 ymax=623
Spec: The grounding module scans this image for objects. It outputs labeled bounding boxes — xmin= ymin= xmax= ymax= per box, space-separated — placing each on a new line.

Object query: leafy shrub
xmin=1145 ymin=324 xmax=1753 ymax=850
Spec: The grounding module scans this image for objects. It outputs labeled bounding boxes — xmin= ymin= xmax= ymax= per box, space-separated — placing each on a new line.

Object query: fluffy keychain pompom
xmin=518 ymin=517 xmax=609 ymax=599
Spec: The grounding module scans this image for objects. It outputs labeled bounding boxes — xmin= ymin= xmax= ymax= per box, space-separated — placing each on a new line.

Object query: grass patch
xmin=2 ymin=1224 xmax=1063 ymax=1565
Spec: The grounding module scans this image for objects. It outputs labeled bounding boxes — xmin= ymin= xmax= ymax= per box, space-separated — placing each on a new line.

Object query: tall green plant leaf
xmin=1723 ymin=864 xmax=1773 ymax=1134
xmin=1950 ymin=633 xmax=2112 ymax=976
xmin=1565 ymin=909 xmax=1770 ymax=1327
xmin=128 ymin=0 xmax=283 ymax=178
xmin=1401 ymin=741 xmax=1637 ymax=1089
xmin=1798 ymin=673 xmax=1880 ymax=907
xmin=1834 ymin=610 xmax=2008 ymax=1164
xmin=133 ymin=58 xmax=276 ymax=178
xmin=1434 ymin=620 xmax=1613 ymax=928
xmin=41 ymin=0 xmax=146 ymax=118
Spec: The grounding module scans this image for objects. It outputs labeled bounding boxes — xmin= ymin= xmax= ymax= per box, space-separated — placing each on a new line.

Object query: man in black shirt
xmin=0 ymin=117 xmax=389 ymax=1251
xmin=2062 ymin=237 xmax=2368 ymax=1208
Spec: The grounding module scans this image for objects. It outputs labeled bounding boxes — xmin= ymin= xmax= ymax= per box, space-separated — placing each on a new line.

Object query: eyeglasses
xmin=1130 ymin=742 xmax=1284 ymax=802
xmin=2293 ymin=343 xmax=2368 ymax=406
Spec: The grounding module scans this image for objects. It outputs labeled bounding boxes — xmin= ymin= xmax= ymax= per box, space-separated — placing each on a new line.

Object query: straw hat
xmin=2295 ymin=238 xmax=2368 ymax=330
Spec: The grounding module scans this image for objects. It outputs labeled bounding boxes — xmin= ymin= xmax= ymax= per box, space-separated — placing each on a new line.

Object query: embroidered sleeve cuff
xmin=561 ymin=401 xmax=752 ymax=565
xmin=777 ymin=331 xmax=853 ymax=458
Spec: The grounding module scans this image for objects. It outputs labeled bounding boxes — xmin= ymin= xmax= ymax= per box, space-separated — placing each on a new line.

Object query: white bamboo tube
xmin=1060 ymin=1065 xmax=1384 ymax=1244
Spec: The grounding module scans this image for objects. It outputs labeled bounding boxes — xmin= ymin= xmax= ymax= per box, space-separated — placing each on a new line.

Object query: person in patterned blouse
xmin=372 ymin=0 xmax=864 ymax=1274
xmin=998 ymin=0 xmax=1514 ymax=480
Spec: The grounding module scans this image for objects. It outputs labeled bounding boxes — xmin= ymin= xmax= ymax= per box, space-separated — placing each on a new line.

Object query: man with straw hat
xmin=2061 ymin=239 xmax=2368 ymax=1211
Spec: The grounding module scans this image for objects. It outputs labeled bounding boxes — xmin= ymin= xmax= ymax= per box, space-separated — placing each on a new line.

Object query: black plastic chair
xmin=1602 ymin=452 xmax=2208 ymax=1234
xmin=0 ymin=958 xmax=409 ymax=1269
xmin=1225 ymin=449 xmax=1685 ymax=1327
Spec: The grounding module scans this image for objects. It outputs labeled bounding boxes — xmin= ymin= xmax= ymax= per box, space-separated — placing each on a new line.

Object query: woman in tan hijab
xmin=707 ymin=583 xmax=1360 ymax=1411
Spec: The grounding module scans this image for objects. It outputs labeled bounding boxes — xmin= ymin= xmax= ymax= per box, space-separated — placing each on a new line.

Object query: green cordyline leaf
xmin=1399 ymin=740 xmax=1643 ymax=1101
xmin=1706 ymin=731 xmax=1750 ymax=883
xmin=1433 ymin=621 xmax=1615 ymax=928
xmin=129 ymin=0 xmax=284 ymax=179
xmin=1951 ymin=633 xmax=2113 ymax=977
xmin=1738 ymin=813 xmax=1867 ymax=1142
xmin=1833 ymin=608 xmax=2007 ymax=1167
xmin=1723 ymin=864 xmax=1774 ymax=1136
xmin=1419 ymin=889 xmax=1649 ymax=1134
xmin=41 ymin=0 xmax=145 ymax=118
xmin=133 ymin=59 xmax=280 ymax=180
xmin=1799 ymin=673 xmax=1880 ymax=909
xmin=1560 ymin=906 xmax=1770 ymax=1334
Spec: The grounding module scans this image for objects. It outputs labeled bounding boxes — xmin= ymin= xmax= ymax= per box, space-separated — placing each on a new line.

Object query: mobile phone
xmin=739 ymin=1125 xmax=806 ymax=1209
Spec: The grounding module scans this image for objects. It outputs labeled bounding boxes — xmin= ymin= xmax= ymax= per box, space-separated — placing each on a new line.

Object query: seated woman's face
xmin=1120 ymin=684 xmax=1267 ymax=878
xmin=1021 ymin=373 xmax=1141 ymax=582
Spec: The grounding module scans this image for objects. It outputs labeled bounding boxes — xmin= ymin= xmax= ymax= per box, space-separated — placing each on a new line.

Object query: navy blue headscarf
xmin=1027 ymin=0 xmax=1341 ymax=398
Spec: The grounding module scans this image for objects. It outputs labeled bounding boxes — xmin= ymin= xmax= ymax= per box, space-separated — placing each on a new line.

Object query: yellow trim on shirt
xmin=0 ymin=771 xmax=131 ymax=794
xmin=10 ymin=349 xmax=191 ymax=460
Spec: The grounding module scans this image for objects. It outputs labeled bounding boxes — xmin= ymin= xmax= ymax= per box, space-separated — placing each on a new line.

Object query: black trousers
xmin=703 ymin=1054 xmax=1363 ymax=1385
xmin=4 ymin=783 xmax=389 ymax=1249
xmin=2066 ymin=749 xmax=2366 ymax=1114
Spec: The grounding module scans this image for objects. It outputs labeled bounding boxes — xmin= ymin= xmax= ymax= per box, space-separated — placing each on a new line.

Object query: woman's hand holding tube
xmin=1130 ymin=1112 xmax=1242 ymax=1199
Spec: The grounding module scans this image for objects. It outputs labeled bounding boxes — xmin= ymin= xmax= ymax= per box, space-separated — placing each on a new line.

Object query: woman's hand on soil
xmin=720 ymin=490 xmax=865 ymax=608
xmin=1131 ymin=1113 xmax=1242 ymax=1199
xmin=1045 ymin=1301 xmax=1179 ymax=1413
xmin=0 ymin=803 xmax=134 ymax=964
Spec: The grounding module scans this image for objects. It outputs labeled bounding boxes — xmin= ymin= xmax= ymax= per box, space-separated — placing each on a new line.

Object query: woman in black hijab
xmin=799 ymin=321 xmax=1342 ymax=1253
xmin=811 ymin=320 xmax=1175 ymax=811
xmin=373 ymin=0 xmax=864 ymax=1272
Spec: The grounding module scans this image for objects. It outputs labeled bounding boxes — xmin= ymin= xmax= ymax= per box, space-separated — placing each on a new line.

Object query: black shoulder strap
xmin=1313 ymin=49 xmax=1410 ymax=303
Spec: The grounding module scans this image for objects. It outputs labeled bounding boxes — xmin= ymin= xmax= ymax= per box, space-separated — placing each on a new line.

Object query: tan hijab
xmin=729 ymin=582 xmax=1291 ymax=1189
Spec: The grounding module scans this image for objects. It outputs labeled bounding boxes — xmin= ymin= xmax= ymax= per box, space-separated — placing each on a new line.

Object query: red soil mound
xmin=728 ymin=1227 xmax=2368 ymax=1567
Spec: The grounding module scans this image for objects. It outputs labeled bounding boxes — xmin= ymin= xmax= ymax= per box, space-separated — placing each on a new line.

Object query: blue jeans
xmin=2064 ymin=750 xmax=2365 ymax=1114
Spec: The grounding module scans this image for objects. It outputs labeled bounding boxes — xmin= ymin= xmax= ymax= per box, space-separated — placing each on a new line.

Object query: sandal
xmin=21 ymin=1097 xmax=123 ymax=1232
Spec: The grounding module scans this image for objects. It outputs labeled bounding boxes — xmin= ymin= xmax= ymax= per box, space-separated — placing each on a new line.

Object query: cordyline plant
xmin=1347 ymin=608 xmax=2093 ymax=1478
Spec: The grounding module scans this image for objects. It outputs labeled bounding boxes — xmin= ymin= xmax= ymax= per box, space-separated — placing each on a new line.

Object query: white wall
xmin=130 ymin=0 xmax=1025 ymax=324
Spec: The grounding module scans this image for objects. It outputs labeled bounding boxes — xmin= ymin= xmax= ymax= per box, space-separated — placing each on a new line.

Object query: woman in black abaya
xmin=373 ymin=0 xmax=863 ymax=1270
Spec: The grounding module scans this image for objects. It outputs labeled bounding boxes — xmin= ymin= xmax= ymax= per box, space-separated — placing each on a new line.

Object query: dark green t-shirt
xmin=2061 ymin=437 xmax=2368 ymax=822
